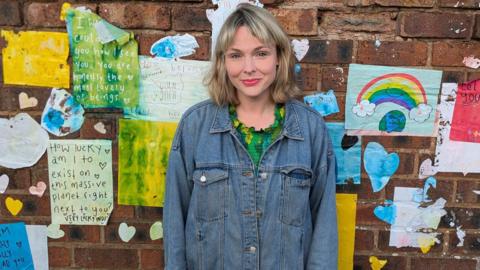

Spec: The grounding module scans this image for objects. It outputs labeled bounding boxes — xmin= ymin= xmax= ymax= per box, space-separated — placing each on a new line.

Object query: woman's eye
xmin=256 ymin=51 xmax=270 ymax=57
xmin=228 ymin=53 xmax=241 ymax=59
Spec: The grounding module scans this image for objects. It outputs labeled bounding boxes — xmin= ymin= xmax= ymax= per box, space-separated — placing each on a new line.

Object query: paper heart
xmin=364 ymin=142 xmax=399 ymax=192
xmin=118 ymin=222 xmax=136 ymax=242
xmin=0 ymin=174 xmax=9 ymax=193
xmin=18 ymin=92 xmax=38 ymax=109
xmin=149 ymin=221 xmax=163 ymax=240
xmin=5 ymin=196 xmax=23 ymax=216
xmin=47 ymin=224 xmax=65 ymax=239
xmin=29 ymin=181 xmax=47 ymax=197
xmin=373 ymin=201 xmax=396 ymax=225
xmin=94 ymin=122 xmax=107 ymax=134
xmin=341 ymin=134 xmax=359 ymax=151
xmin=369 ymin=256 xmax=387 ymax=270
xmin=418 ymin=158 xmax=437 ymax=179
xmin=291 ymin=39 xmax=309 ymax=61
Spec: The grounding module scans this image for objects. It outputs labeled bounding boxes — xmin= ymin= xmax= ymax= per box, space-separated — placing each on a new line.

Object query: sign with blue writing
xmin=0 ymin=222 xmax=34 ymax=270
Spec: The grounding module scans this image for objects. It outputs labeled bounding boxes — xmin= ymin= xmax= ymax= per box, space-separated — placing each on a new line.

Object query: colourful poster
xmin=336 ymin=193 xmax=357 ymax=270
xmin=47 ymin=140 xmax=113 ymax=225
xmin=0 ymin=222 xmax=34 ymax=270
xmin=1 ymin=30 xmax=69 ymax=88
xmin=434 ymin=83 xmax=480 ymax=174
xmin=41 ymin=88 xmax=85 ymax=136
xmin=345 ymin=64 xmax=442 ymax=136
xmin=118 ymin=119 xmax=177 ymax=207
xmin=124 ymin=57 xmax=210 ymax=122
xmin=449 ymin=79 xmax=480 ymax=143
xmin=326 ymin=123 xmax=361 ymax=184
xmin=65 ymin=7 xmax=139 ymax=108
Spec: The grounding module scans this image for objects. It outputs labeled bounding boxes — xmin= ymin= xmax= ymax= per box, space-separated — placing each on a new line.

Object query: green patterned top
xmin=229 ymin=104 xmax=285 ymax=168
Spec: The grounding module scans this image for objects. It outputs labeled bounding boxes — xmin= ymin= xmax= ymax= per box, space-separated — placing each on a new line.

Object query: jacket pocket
xmin=279 ymin=168 xmax=312 ymax=227
xmin=192 ymin=167 xmax=229 ymax=222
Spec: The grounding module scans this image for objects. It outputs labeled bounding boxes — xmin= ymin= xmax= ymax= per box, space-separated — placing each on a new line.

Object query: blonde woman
xmin=164 ymin=4 xmax=337 ymax=269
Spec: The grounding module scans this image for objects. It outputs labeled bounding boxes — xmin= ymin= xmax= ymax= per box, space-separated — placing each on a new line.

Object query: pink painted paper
xmin=450 ymin=79 xmax=480 ymax=143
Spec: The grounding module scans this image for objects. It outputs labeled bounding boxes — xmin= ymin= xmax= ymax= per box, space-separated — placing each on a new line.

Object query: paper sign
xmin=124 ymin=57 xmax=210 ymax=122
xmin=206 ymin=0 xmax=263 ymax=54
xmin=434 ymin=83 xmax=480 ymax=174
xmin=150 ymin=34 xmax=199 ymax=59
xmin=345 ymin=64 xmax=442 ymax=136
xmin=41 ymin=88 xmax=85 ymax=136
xmin=65 ymin=7 xmax=139 ymax=108
xmin=0 ymin=222 xmax=34 ymax=270
xmin=450 ymin=79 xmax=480 ymax=143
xmin=118 ymin=119 xmax=177 ymax=207
xmin=47 ymin=140 xmax=113 ymax=225
xmin=336 ymin=193 xmax=357 ymax=270
xmin=326 ymin=123 xmax=361 ymax=184
xmin=1 ymin=30 xmax=70 ymax=88
xmin=304 ymin=90 xmax=340 ymax=117
xmin=0 ymin=113 xmax=49 ymax=169
xmin=26 ymin=225 xmax=48 ymax=270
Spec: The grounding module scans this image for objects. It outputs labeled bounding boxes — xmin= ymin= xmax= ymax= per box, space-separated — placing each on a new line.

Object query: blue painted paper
xmin=0 ymin=222 xmax=34 ymax=270
xmin=150 ymin=34 xmax=199 ymax=59
xmin=41 ymin=88 xmax=84 ymax=136
xmin=413 ymin=177 xmax=437 ymax=203
xmin=364 ymin=142 xmax=399 ymax=192
xmin=304 ymin=89 xmax=340 ymax=117
xmin=374 ymin=200 xmax=396 ymax=224
xmin=326 ymin=122 xmax=361 ymax=184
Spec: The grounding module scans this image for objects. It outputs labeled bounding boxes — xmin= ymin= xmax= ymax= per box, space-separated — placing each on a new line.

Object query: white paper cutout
xmin=473 ymin=190 xmax=480 ymax=195
xmin=149 ymin=221 xmax=163 ymax=240
xmin=26 ymin=225 xmax=49 ymax=270
xmin=29 ymin=181 xmax=47 ymax=197
xmin=0 ymin=113 xmax=49 ymax=169
xmin=150 ymin=34 xmax=199 ymax=59
xmin=47 ymin=224 xmax=65 ymax=239
xmin=206 ymin=0 xmax=263 ymax=54
xmin=19 ymin=92 xmax=38 ymax=109
xmin=0 ymin=174 xmax=9 ymax=193
xmin=418 ymin=158 xmax=438 ymax=179
xmin=456 ymin=226 xmax=466 ymax=247
xmin=291 ymin=39 xmax=309 ymax=61
xmin=93 ymin=122 xmax=107 ymax=134
xmin=463 ymin=56 xmax=480 ymax=69
xmin=118 ymin=222 xmax=136 ymax=242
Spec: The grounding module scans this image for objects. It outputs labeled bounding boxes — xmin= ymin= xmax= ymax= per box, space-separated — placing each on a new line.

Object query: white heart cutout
xmin=47 ymin=224 xmax=65 ymax=239
xmin=19 ymin=92 xmax=38 ymax=109
xmin=419 ymin=158 xmax=438 ymax=179
xmin=118 ymin=222 xmax=136 ymax=242
xmin=0 ymin=174 xmax=9 ymax=193
xmin=93 ymin=122 xmax=107 ymax=134
xmin=291 ymin=39 xmax=310 ymax=61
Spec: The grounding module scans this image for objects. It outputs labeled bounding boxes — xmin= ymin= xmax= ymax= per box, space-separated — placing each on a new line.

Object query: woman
xmin=164 ymin=4 xmax=337 ymax=269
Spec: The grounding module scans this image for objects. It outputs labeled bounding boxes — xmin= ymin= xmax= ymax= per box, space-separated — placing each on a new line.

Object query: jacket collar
xmin=209 ymin=100 xmax=304 ymax=140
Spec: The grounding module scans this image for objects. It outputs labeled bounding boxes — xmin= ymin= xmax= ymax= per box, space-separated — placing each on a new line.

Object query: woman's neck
xmin=235 ymin=97 xmax=276 ymax=131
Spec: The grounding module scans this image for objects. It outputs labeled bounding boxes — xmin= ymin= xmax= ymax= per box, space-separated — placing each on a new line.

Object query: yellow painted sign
xmin=336 ymin=193 xmax=357 ymax=270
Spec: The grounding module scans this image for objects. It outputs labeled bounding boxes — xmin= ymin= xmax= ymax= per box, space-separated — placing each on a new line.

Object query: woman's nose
xmin=242 ymin=56 xmax=256 ymax=73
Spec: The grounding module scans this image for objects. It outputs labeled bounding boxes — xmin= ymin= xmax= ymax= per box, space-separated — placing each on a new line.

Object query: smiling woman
xmin=164 ymin=4 xmax=338 ymax=270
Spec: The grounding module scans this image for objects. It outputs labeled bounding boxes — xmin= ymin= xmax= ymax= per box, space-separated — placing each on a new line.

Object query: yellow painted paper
xmin=118 ymin=119 xmax=177 ymax=207
xmin=1 ymin=30 xmax=69 ymax=88
xmin=369 ymin=256 xmax=387 ymax=270
xmin=336 ymin=193 xmax=357 ymax=270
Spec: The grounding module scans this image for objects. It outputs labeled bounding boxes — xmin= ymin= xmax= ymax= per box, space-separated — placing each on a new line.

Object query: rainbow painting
xmin=345 ymin=64 xmax=442 ymax=136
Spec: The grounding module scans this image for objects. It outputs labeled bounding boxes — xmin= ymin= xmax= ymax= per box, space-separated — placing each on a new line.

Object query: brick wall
xmin=0 ymin=0 xmax=479 ymax=269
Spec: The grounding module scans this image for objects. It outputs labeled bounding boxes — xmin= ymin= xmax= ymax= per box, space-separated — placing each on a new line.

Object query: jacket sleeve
xmin=306 ymin=123 xmax=338 ymax=270
xmin=164 ymin=122 xmax=193 ymax=270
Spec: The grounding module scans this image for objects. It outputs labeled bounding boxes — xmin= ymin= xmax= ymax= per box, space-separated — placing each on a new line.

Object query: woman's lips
xmin=241 ymin=79 xmax=260 ymax=87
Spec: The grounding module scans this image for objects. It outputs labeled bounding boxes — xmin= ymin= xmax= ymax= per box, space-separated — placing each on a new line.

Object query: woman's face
xmin=224 ymin=26 xmax=278 ymax=103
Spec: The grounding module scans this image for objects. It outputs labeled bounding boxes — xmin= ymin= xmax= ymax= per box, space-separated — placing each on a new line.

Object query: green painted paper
xmin=47 ymin=140 xmax=113 ymax=225
xmin=65 ymin=8 xmax=139 ymax=108
xmin=118 ymin=119 xmax=177 ymax=207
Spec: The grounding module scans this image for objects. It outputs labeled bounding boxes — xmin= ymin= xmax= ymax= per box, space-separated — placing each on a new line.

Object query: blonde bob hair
xmin=204 ymin=4 xmax=300 ymax=106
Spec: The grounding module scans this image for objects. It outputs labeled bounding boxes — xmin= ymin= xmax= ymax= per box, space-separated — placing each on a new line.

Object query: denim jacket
xmin=164 ymin=99 xmax=338 ymax=270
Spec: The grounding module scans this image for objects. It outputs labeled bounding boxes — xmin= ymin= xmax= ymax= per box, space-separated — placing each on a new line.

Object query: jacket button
xmin=249 ymin=246 xmax=256 ymax=252
xmin=259 ymin=172 xmax=267 ymax=180
xmin=200 ymin=175 xmax=207 ymax=182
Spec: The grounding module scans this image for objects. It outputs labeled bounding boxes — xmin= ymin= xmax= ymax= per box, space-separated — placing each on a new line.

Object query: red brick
xmin=357 ymin=41 xmax=428 ymax=66
xmin=324 ymin=92 xmax=345 ymax=121
xmin=362 ymin=136 xmax=434 ymax=150
xmin=439 ymin=0 xmax=480 ymax=8
xmin=347 ymin=0 xmax=434 ymax=6
xmin=411 ymin=257 xmax=477 ymax=270
xmin=80 ymin=114 xmax=117 ymax=140
xmin=456 ymin=180 xmax=480 ymax=203
xmin=378 ymin=230 xmax=444 ymax=253
xmin=0 ymin=1 xmax=21 ymax=26
xmin=172 ymin=7 xmax=210 ymax=31
xmin=183 ymin=35 xmax=211 ymax=61
xmin=270 ymin=9 xmax=317 ymax=36
xmin=321 ymin=66 xmax=348 ymax=92
xmin=262 ymin=0 xmax=285 ymax=4
xmin=399 ymin=12 xmax=474 ymax=38
xmin=467 ymin=72 xmax=480 ymax=81
xmin=26 ymin=3 xmax=97 ymax=28
xmin=474 ymin=14 xmax=480 ymax=39
xmin=444 ymin=208 xmax=480 ymax=229
xmin=0 ymin=87 xmax=15 ymax=111
xmin=7 ymin=86 xmax=51 ymax=112
xmin=432 ymin=41 xmax=480 ymax=67
xmin=110 ymin=204 xmax=135 ymax=220
xmin=141 ymin=249 xmax=165 ymax=269
xmin=136 ymin=206 xmax=163 ymax=219
xmin=74 ymin=248 xmax=139 ymax=268
xmin=301 ymin=40 xmax=353 ymax=64
xmin=354 ymin=255 xmax=407 ymax=270
xmin=336 ymin=175 xmax=383 ymax=200
xmin=355 ymin=230 xmax=375 ymax=251
xmin=448 ymin=231 xmax=480 ymax=254
xmin=297 ymin=64 xmax=319 ymax=91
xmin=443 ymin=70 xmax=465 ymax=83
xmin=320 ymin=13 xmax=395 ymax=34
xmin=356 ymin=203 xmax=386 ymax=226
xmin=0 ymin=195 xmax=50 ymax=217
xmin=0 ymin=168 xmax=31 ymax=189
xmin=99 ymin=3 xmax=170 ymax=30
xmin=63 ymin=225 xmax=101 ymax=242
xmin=48 ymin=246 xmax=71 ymax=267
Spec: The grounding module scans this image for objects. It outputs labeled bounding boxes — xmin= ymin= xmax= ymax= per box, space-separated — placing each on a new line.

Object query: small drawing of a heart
xmin=18 ymin=92 xmax=38 ymax=109
xmin=93 ymin=122 xmax=107 ymax=134
xmin=0 ymin=174 xmax=9 ymax=193
xmin=364 ymin=142 xmax=399 ymax=192
xmin=99 ymin=162 xmax=107 ymax=170
xmin=291 ymin=39 xmax=309 ymax=61
xmin=5 ymin=196 xmax=23 ymax=216
xmin=119 ymin=222 xmax=136 ymax=242
xmin=29 ymin=181 xmax=47 ymax=197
